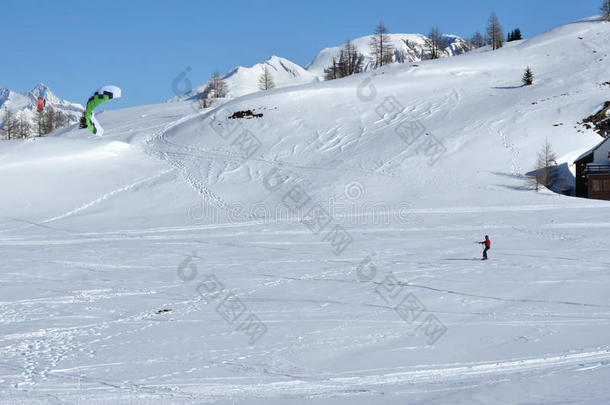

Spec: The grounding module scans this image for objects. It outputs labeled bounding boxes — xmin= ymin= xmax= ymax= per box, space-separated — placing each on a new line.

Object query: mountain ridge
xmin=0 ymin=83 xmax=84 ymax=135
xmin=169 ymin=32 xmax=474 ymax=103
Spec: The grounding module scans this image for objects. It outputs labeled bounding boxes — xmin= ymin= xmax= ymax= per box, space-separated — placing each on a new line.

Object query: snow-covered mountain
xmin=169 ymin=33 xmax=473 ymax=102
xmin=169 ymin=56 xmax=319 ymax=102
xmin=4 ymin=15 xmax=610 ymax=405
xmin=306 ymin=33 xmax=474 ymax=77
xmin=0 ymin=83 xmax=83 ymax=132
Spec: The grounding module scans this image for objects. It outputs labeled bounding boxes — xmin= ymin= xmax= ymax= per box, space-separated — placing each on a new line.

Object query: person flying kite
xmin=477 ymin=235 xmax=491 ymax=261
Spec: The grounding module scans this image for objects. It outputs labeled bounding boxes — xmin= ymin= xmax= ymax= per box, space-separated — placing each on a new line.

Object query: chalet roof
xmin=575 ymin=136 xmax=610 ymax=162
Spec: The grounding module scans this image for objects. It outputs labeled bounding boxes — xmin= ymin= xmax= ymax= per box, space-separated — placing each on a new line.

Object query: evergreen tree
xmin=507 ymin=28 xmax=522 ymax=42
xmin=486 ymin=12 xmax=504 ymax=50
xmin=369 ymin=22 xmax=394 ymax=68
xmin=522 ymin=66 xmax=534 ymax=86
xmin=603 ymin=0 xmax=610 ymax=21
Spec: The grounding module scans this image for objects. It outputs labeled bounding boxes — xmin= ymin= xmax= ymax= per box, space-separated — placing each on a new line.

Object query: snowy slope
xmin=0 ymin=83 xmax=84 ymax=131
xmin=306 ymin=33 xmax=474 ymax=77
xmin=169 ymin=56 xmax=319 ymax=102
xmin=2 ymin=16 xmax=610 ymax=405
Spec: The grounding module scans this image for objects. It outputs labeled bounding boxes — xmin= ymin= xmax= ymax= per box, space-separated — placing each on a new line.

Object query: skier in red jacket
xmin=478 ymin=235 xmax=491 ymax=260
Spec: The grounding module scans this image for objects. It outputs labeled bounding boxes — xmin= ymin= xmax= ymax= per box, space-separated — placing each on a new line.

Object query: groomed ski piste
xmin=1 ymin=16 xmax=610 ymax=405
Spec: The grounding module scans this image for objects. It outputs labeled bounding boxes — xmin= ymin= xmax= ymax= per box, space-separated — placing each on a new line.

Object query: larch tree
xmin=37 ymin=110 xmax=45 ymax=137
xmin=258 ymin=64 xmax=275 ymax=91
xmin=17 ymin=112 xmax=30 ymax=139
xmin=324 ymin=57 xmax=341 ymax=81
xmin=42 ymin=106 xmax=56 ymax=135
xmin=210 ymin=71 xmax=227 ymax=99
xmin=339 ymin=40 xmax=363 ymax=77
xmin=531 ymin=139 xmax=558 ymax=190
xmin=370 ymin=22 xmax=394 ymax=68
xmin=2 ymin=108 xmax=17 ymax=140
xmin=486 ymin=12 xmax=504 ymax=50
xmin=324 ymin=40 xmax=364 ymax=81
xmin=427 ymin=26 xmax=446 ymax=59
xmin=470 ymin=31 xmax=485 ymax=48
xmin=199 ymin=91 xmax=211 ymax=109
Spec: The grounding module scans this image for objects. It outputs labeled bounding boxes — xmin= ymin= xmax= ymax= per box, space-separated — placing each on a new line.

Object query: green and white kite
xmin=85 ymin=85 xmax=122 ymax=136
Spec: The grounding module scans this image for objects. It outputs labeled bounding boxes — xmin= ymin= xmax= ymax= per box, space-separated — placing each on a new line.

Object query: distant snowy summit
xmin=168 ymin=56 xmax=318 ymax=102
xmin=306 ymin=33 xmax=474 ymax=77
xmin=170 ymin=33 xmax=474 ymax=102
xmin=0 ymin=83 xmax=83 ymax=130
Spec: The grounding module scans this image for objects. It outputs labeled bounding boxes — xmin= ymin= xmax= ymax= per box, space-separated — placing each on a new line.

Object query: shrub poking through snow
xmin=228 ymin=110 xmax=263 ymax=119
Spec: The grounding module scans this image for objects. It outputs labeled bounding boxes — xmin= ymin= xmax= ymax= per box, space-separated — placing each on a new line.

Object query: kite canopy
xmin=85 ymin=85 xmax=122 ymax=136
xmin=36 ymin=97 xmax=45 ymax=112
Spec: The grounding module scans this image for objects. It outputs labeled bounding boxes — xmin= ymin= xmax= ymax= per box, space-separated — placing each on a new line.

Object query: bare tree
xmin=210 ymin=71 xmax=227 ymax=99
xmin=199 ymin=91 xmax=211 ymax=109
xmin=427 ymin=26 xmax=446 ymax=59
xmin=370 ymin=22 xmax=394 ymax=68
xmin=470 ymin=31 xmax=485 ymax=48
xmin=602 ymin=0 xmax=610 ymax=21
xmin=325 ymin=40 xmax=363 ymax=81
xmin=531 ymin=139 xmax=557 ymax=190
xmin=258 ymin=64 xmax=275 ymax=91
xmin=55 ymin=111 xmax=67 ymax=129
xmin=37 ymin=110 xmax=45 ymax=137
xmin=339 ymin=39 xmax=363 ymax=77
xmin=486 ymin=12 xmax=504 ymax=50
xmin=2 ymin=108 xmax=17 ymax=140
xmin=43 ymin=106 xmax=56 ymax=135
xmin=324 ymin=57 xmax=341 ymax=81
xmin=17 ymin=112 xmax=30 ymax=139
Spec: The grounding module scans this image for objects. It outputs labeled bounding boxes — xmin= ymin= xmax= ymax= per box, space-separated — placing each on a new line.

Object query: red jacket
xmin=484 ymin=239 xmax=491 ymax=248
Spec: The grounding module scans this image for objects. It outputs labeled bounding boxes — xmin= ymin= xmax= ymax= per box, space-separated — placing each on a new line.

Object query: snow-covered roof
xmin=574 ymin=136 xmax=610 ymax=162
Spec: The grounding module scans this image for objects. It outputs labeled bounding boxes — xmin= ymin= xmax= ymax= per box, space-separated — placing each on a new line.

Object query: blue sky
xmin=0 ymin=0 xmax=603 ymax=108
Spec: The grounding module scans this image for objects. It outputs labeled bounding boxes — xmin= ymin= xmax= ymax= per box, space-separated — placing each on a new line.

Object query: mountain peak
xmin=28 ymin=82 xmax=54 ymax=99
